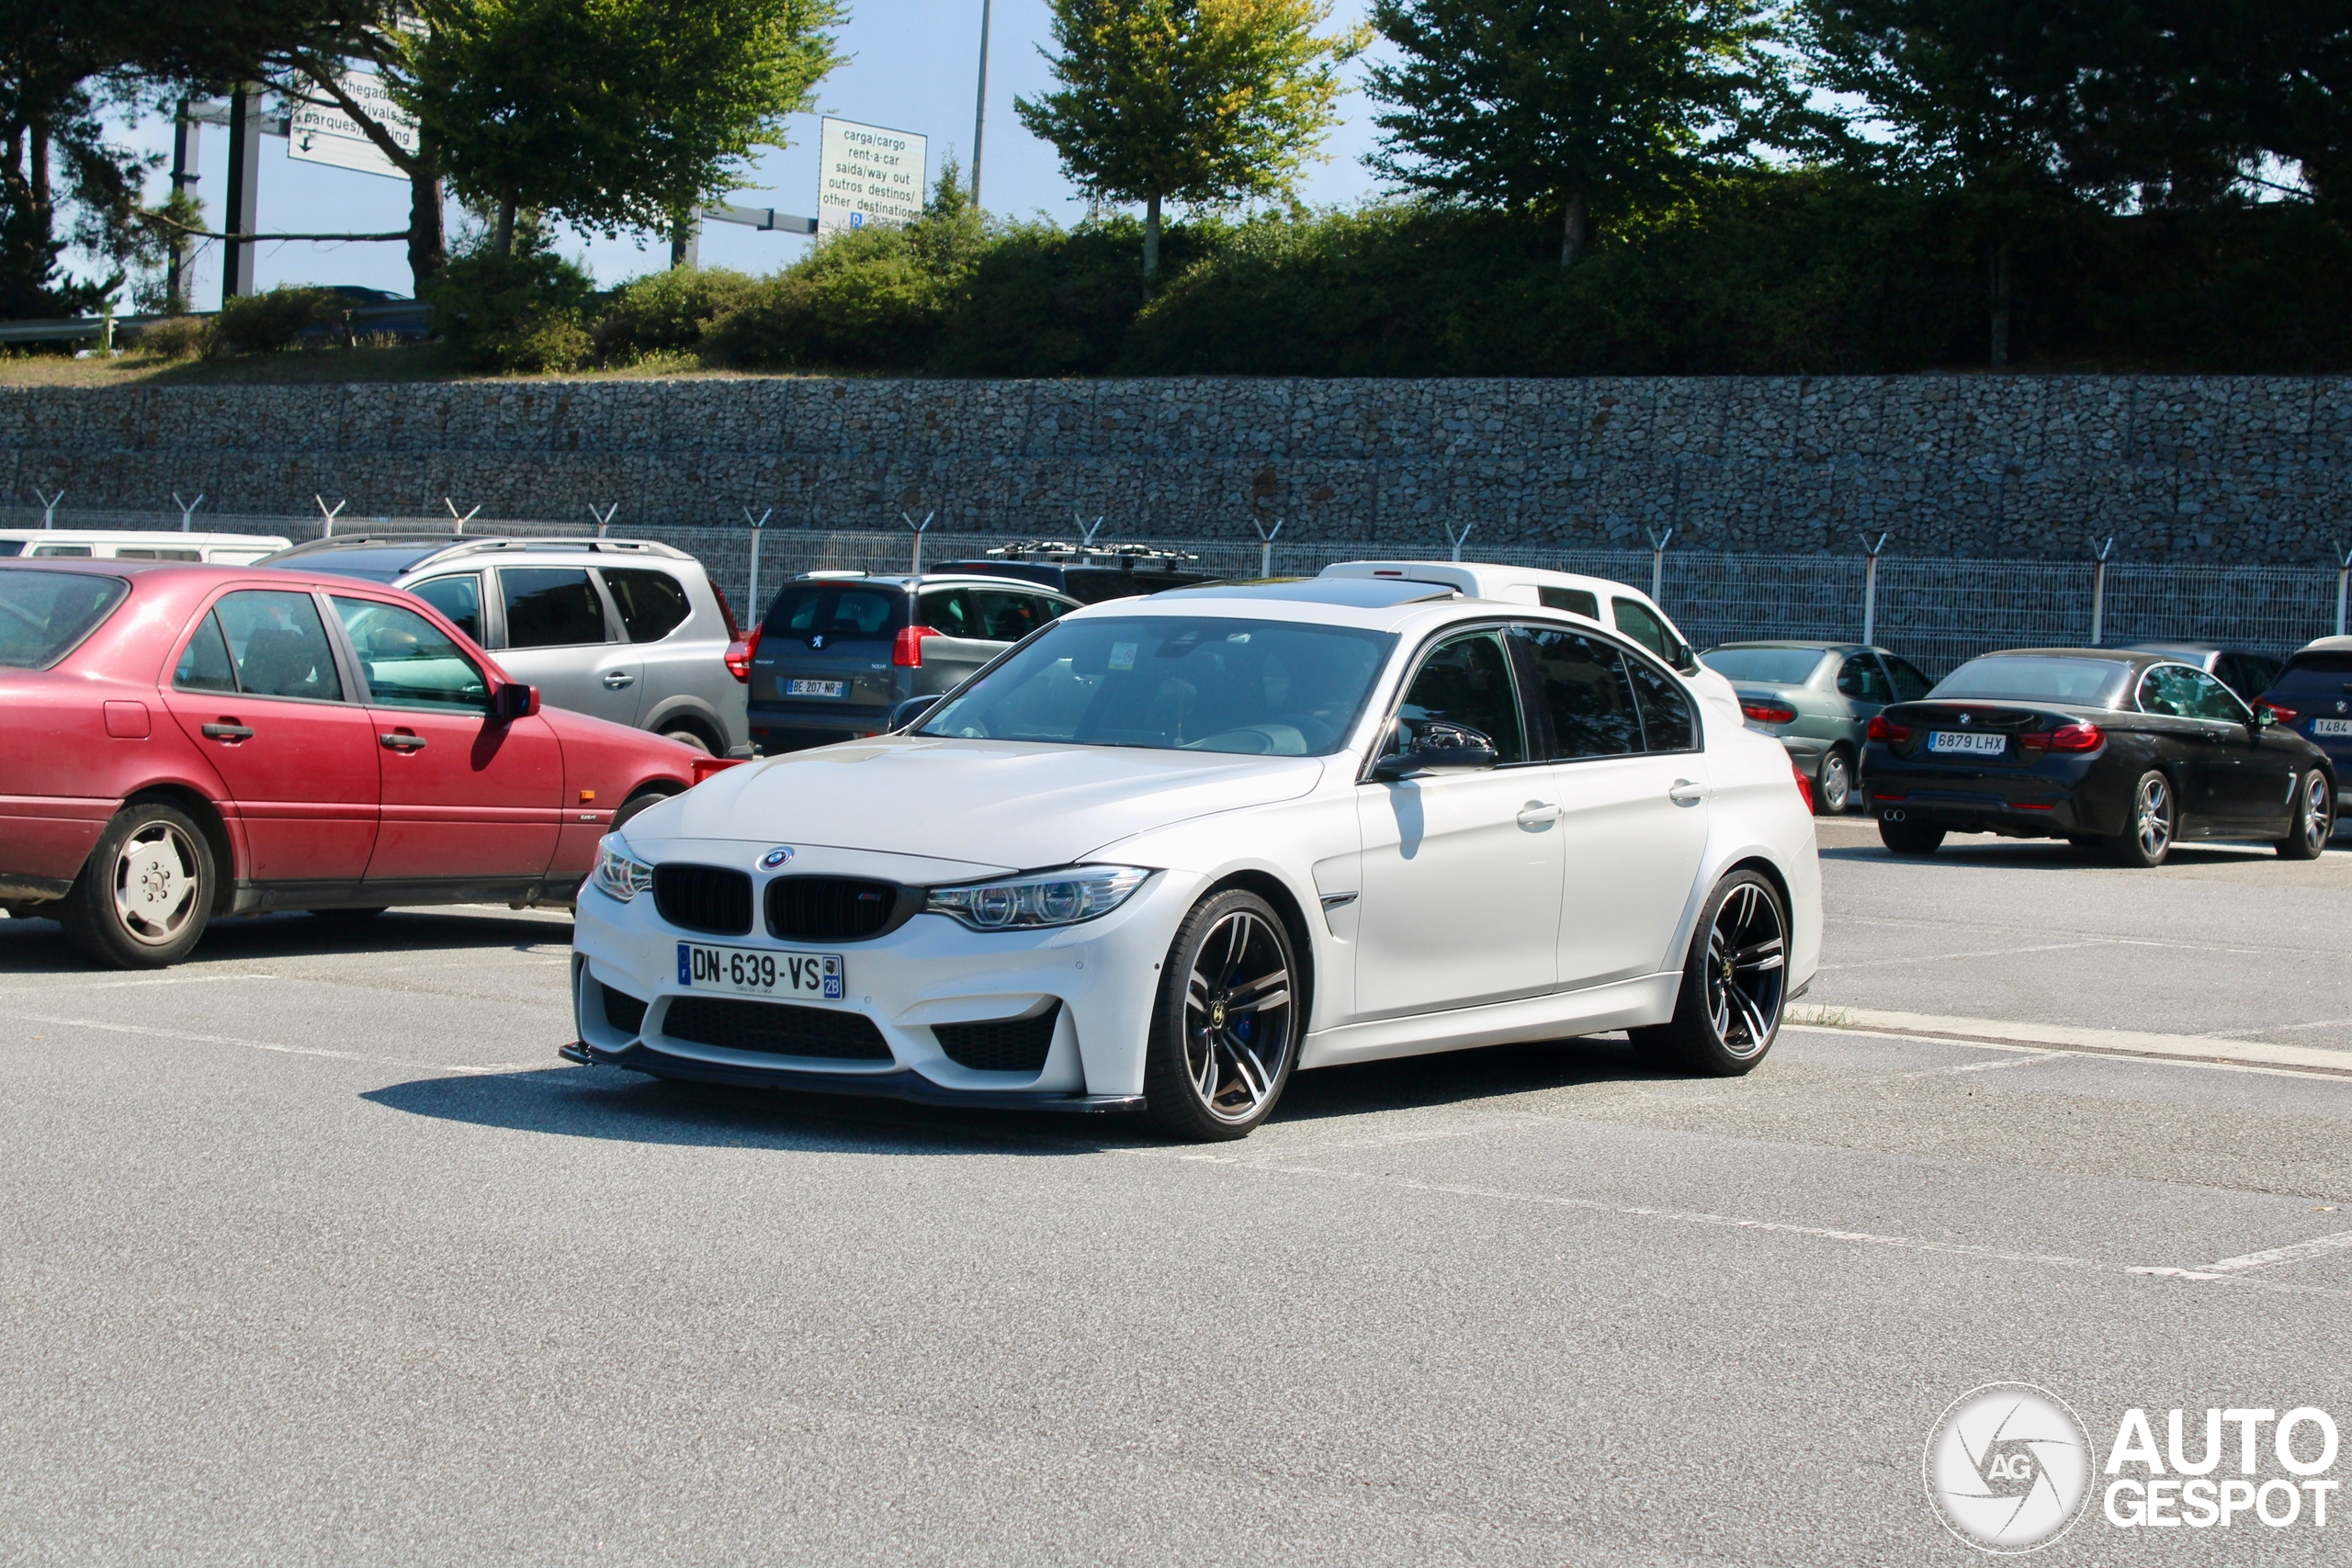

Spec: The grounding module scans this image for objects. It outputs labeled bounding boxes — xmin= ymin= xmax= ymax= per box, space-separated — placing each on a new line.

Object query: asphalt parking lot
xmin=6 ymin=827 xmax=2352 ymax=1565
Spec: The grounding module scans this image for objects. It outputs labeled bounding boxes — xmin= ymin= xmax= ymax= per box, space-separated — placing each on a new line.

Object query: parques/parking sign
xmin=817 ymin=117 xmax=926 ymax=237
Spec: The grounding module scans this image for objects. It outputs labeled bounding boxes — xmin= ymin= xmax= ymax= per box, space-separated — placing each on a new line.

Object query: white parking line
xmin=0 ymin=972 xmax=278 ymax=993
xmin=14 ymin=1012 xmax=547 ymax=1076
xmin=1815 ymin=941 xmax=2102 ymax=972
xmin=1786 ymin=1006 xmax=2352 ymax=1077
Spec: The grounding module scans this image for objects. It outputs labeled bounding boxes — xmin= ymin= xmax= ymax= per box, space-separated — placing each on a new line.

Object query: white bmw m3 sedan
xmin=565 ymin=568 xmax=1822 ymax=1140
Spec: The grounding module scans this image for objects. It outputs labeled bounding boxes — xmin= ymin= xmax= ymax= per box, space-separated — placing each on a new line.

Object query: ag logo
xmin=1924 ymin=1383 xmax=2090 ymax=1553
xmin=758 ymin=846 xmax=795 ymax=870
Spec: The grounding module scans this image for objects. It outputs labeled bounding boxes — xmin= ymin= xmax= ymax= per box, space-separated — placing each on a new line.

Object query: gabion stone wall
xmin=5 ymin=375 xmax=2346 ymax=560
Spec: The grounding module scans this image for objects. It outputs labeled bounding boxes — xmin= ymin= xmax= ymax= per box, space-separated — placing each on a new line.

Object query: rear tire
xmin=1879 ymin=818 xmax=1945 ymax=855
xmin=1143 ymin=889 xmax=1300 ymax=1141
xmin=660 ymin=726 xmax=715 ymax=756
xmin=2278 ymin=769 xmax=2333 ymax=860
xmin=2106 ymin=770 xmax=2177 ymax=867
xmin=1815 ymin=749 xmax=1854 ymax=816
xmin=1630 ymin=870 xmax=1788 ymax=1077
xmin=59 ymin=802 xmax=214 ymax=969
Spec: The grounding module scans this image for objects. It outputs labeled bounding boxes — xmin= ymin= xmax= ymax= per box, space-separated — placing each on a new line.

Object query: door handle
xmin=1516 ymin=802 xmax=1564 ymax=826
xmin=1668 ymin=779 xmax=1707 ymax=804
xmin=379 ymin=731 xmax=428 ymax=752
xmin=200 ymin=721 xmax=254 ymax=741
xmin=602 ymin=671 xmax=636 ymax=688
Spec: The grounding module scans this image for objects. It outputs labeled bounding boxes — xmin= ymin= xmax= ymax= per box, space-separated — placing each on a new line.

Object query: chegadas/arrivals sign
xmin=817 ymin=118 xmax=926 ymax=236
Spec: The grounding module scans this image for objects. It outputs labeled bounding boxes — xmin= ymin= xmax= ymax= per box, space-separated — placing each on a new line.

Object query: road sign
xmin=817 ymin=118 xmax=927 ymax=236
xmin=287 ymin=70 xmax=418 ymax=182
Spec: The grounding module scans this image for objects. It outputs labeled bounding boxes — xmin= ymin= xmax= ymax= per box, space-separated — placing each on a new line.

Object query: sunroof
xmin=1154 ymin=577 xmax=1457 ymax=608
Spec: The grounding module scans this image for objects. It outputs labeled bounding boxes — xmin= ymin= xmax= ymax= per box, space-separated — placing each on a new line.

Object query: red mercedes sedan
xmin=0 ymin=559 xmax=732 ymax=968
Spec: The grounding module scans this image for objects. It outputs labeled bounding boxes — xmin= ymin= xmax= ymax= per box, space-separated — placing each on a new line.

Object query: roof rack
xmin=266 ymin=535 xmax=691 ymax=564
xmin=978 ymin=539 xmax=1203 ymax=568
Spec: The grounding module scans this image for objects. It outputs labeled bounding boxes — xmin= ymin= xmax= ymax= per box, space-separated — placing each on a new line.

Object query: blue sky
xmin=107 ymin=0 xmax=1399 ymax=306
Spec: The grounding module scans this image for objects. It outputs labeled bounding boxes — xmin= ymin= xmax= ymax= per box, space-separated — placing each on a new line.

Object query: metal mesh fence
xmin=6 ymin=505 xmax=2343 ymax=676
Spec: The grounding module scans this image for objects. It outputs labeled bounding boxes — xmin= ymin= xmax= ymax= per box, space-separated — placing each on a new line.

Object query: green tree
xmin=1016 ymin=0 xmax=1368 ymax=290
xmin=410 ymin=0 xmax=844 ymax=257
xmin=0 ymin=3 xmax=160 ymax=317
xmin=1364 ymin=0 xmax=1790 ymax=267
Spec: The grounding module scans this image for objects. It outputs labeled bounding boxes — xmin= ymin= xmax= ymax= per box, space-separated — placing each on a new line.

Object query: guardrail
xmin=0 ymin=299 xmax=431 ymax=346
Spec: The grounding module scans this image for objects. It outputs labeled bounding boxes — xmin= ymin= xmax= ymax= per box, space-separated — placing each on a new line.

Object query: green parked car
xmin=1701 ymin=641 xmax=1934 ymax=814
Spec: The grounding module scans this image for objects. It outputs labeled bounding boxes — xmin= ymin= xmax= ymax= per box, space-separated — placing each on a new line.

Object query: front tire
xmin=2278 ymin=769 xmax=2333 ymax=860
xmin=1879 ymin=818 xmax=1945 ymax=855
xmin=1815 ymin=748 xmax=1854 ymax=816
xmin=1143 ymin=889 xmax=1300 ymax=1141
xmin=2107 ymin=770 xmax=2177 ymax=867
xmin=1630 ymin=870 xmax=1789 ymax=1077
xmin=59 ymin=802 xmax=215 ymax=969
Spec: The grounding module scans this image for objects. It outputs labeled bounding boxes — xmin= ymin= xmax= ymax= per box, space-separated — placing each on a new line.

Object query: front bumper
xmin=570 ymin=848 xmax=1198 ymax=1102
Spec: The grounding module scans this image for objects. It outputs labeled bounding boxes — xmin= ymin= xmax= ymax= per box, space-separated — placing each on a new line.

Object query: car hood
xmin=661 ymin=737 xmax=1328 ymax=872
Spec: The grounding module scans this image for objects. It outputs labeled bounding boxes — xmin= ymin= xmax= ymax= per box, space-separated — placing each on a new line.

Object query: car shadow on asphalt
xmin=362 ymin=1033 xmax=1678 ymax=1155
xmin=1817 ymin=840 xmax=2298 ymax=868
xmin=0 ymin=907 xmax=573 ymax=973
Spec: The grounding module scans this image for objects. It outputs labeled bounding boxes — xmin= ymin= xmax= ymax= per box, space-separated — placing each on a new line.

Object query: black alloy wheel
xmin=1879 ymin=817 xmax=1945 ymax=855
xmin=1632 ymin=870 xmax=1789 ymax=1077
xmin=2108 ymin=770 xmax=2177 ymax=867
xmin=1815 ymin=749 xmax=1854 ymax=816
xmin=60 ymin=801 xmax=215 ymax=969
xmin=1144 ymin=888 xmax=1300 ymax=1141
xmin=2278 ymin=769 xmax=2334 ymax=861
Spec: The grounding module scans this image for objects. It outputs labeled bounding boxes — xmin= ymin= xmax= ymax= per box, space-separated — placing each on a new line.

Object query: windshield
xmin=1931 ymin=655 xmax=2132 ymax=706
xmin=0 ymin=569 xmax=130 ymax=668
xmin=1702 ymin=647 xmax=1829 ymax=684
xmin=268 ymin=545 xmax=444 ymax=583
xmin=2274 ymin=652 xmax=2352 ymax=694
xmin=917 ymin=615 xmax=1396 ymax=756
xmin=763 ymin=581 xmax=907 ymax=640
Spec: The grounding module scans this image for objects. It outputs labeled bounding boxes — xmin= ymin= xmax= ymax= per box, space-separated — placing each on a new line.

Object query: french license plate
xmin=677 ymin=942 xmax=844 ymax=999
xmin=1928 ymin=730 xmax=2007 ymax=755
xmin=786 ymin=678 xmax=846 ymax=698
xmin=2312 ymin=718 xmax=2352 ymax=737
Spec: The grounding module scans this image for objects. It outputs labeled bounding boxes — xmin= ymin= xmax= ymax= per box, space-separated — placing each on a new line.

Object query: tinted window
xmin=602 ymin=568 xmax=693 ymax=643
xmin=115 ymin=547 xmax=203 ymax=561
xmin=502 ymin=567 xmax=608 ymax=648
xmin=1884 ymin=655 xmax=1933 ymax=702
xmin=28 ymin=544 xmax=92 ymax=558
xmin=1539 ymin=586 xmax=1600 ymax=619
xmin=270 ymin=545 xmax=442 ymax=582
xmin=919 ymin=616 xmax=1394 ymax=757
xmin=0 ymin=541 xmax=20 ymax=557
xmin=332 ymin=596 xmax=491 ymax=712
xmin=2141 ymin=664 xmax=2244 ymax=722
xmin=410 ymin=574 xmax=482 ymax=643
xmin=1624 ymin=657 xmax=1699 ymax=751
xmin=763 ymin=582 xmax=907 ymax=640
xmin=1702 ymin=648 xmax=1828 ymax=684
xmin=1392 ymin=631 xmax=1526 ymax=763
xmin=2272 ymin=652 xmax=2352 ymax=695
xmin=971 ymin=588 xmax=1050 ymax=642
xmin=1837 ymin=654 xmax=1894 ymax=702
xmin=0 ymin=570 xmax=129 ymax=669
xmin=1513 ymin=626 xmax=1641 ymax=760
xmin=917 ymin=587 xmax=976 ymax=637
xmin=211 ymin=589 xmax=343 ymax=701
xmin=1933 ymin=656 xmax=2132 ymax=706
xmin=1612 ymin=598 xmax=1677 ymax=660
xmin=173 ymin=614 xmax=237 ymax=692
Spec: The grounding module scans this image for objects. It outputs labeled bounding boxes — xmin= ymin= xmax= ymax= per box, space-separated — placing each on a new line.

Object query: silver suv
xmin=261 ymin=536 xmax=751 ymax=756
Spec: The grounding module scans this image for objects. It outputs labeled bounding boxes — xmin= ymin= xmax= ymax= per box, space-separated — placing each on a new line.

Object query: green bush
xmin=932 ymin=218 xmax=1223 ymax=377
xmin=422 ymin=247 xmax=595 ymax=372
xmin=131 ymin=314 xmax=218 ymax=359
xmin=592 ymin=266 xmax=759 ymax=363
xmin=215 ymin=287 xmax=345 ymax=355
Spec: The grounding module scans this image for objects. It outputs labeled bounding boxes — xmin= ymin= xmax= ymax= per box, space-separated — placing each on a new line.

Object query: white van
xmin=0 ymin=530 xmax=292 ymax=564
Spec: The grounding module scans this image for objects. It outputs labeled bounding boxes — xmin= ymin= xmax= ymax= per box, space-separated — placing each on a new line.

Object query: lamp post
xmin=970 ymin=0 xmax=992 ymax=208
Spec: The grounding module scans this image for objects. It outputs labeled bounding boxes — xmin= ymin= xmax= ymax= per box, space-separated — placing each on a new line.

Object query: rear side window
xmin=1883 ymin=655 xmax=1933 ymax=702
xmin=1611 ymin=598 xmax=1676 ymax=660
xmin=0 ymin=541 xmax=21 ymax=557
xmin=116 ymin=547 xmax=203 ymax=561
xmin=970 ymin=588 xmax=1051 ymax=642
xmin=410 ymin=574 xmax=483 ymax=643
xmin=1512 ymin=626 xmax=1641 ymax=760
xmin=1538 ymin=586 xmax=1600 ymax=619
xmin=917 ymin=587 xmax=976 ymax=637
xmin=1623 ymin=657 xmax=1699 ymax=752
xmin=28 ymin=544 xmax=92 ymax=558
xmin=0 ymin=570 xmax=129 ymax=668
xmin=502 ymin=567 xmax=609 ymax=648
xmin=602 ymin=568 xmax=693 ymax=643
xmin=199 ymin=589 xmax=344 ymax=701
xmin=1837 ymin=654 xmax=1894 ymax=702
xmin=763 ymin=582 xmax=907 ymax=640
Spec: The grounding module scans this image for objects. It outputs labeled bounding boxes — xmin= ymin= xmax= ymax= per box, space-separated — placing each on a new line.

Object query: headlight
xmin=592 ymin=835 xmax=654 ymax=902
xmin=923 ymin=865 xmax=1152 ymax=931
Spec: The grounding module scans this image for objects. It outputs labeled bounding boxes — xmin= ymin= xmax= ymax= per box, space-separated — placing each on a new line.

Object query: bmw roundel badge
xmin=759 ymin=847 xmax=795 ymax=870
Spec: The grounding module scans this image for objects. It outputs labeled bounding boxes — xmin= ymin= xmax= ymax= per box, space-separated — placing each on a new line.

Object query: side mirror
xmin=1372 ymin=722 xmax=1499 ymax=780
xmin=494 ymin=682 xmax=539 ymax=722
xmin=2253 ymin=705 xmax=2278 ymax=729
xmin=1675 ymin=643 xmax=1702 ymax=674
xmin=889 ymin=694 xmax=943 ymax=731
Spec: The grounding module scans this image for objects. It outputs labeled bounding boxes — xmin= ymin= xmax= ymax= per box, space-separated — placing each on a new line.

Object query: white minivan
xmin=0 ymin=530 xmax=291 ymax=564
